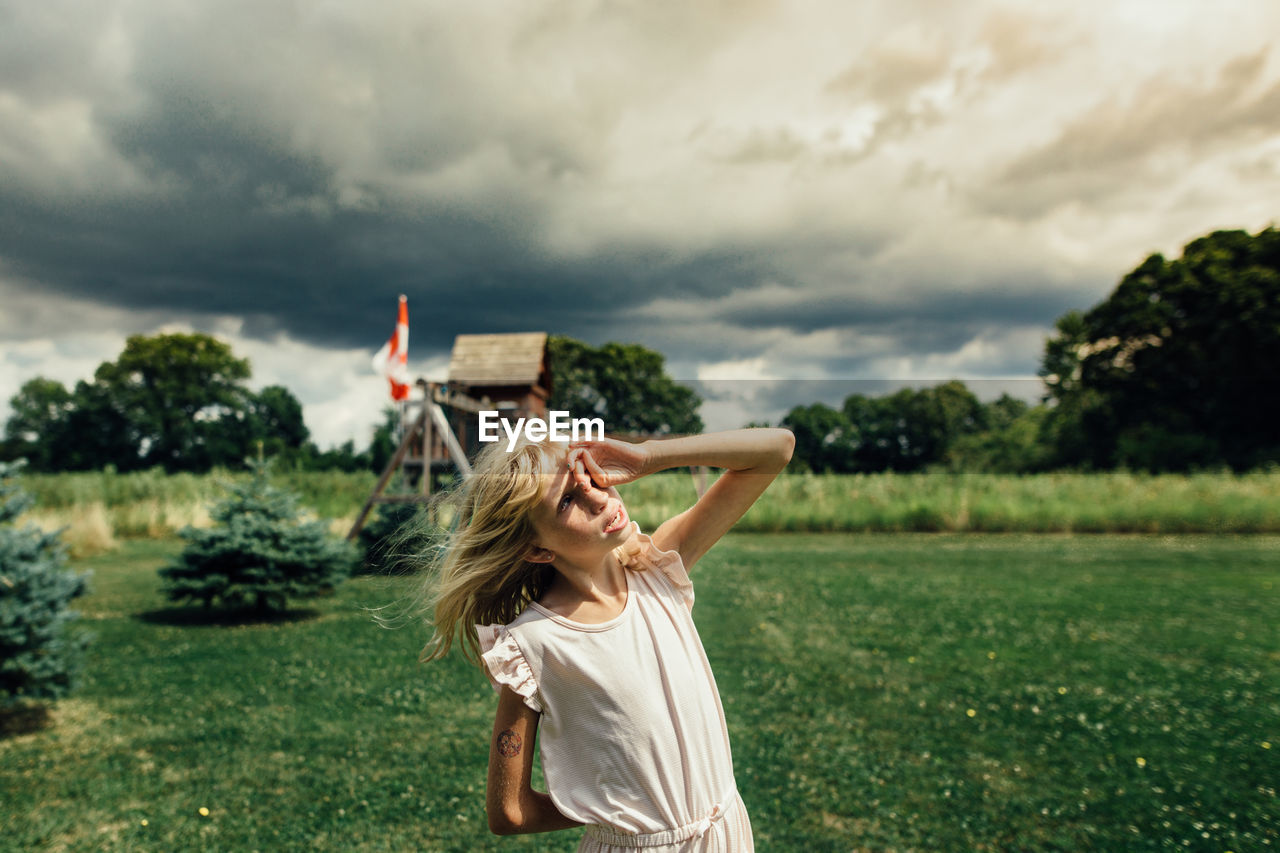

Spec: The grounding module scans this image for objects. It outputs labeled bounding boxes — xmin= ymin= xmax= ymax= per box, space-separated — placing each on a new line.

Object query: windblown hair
xmin=413 ymin=434 xmax=561 ymax=665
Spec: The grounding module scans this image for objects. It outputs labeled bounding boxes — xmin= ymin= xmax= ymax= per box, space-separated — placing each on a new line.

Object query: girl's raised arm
xmin=572 ymin=428 xmax=794 ymax=570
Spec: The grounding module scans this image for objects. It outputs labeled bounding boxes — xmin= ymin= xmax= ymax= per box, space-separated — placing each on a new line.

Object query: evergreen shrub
xmin=159 ymin=462 xmax=356 ymax=612
xmin=0 ymin=462 xmax=90 ymax=707
xmin=356 ymin=503 xmax=434 ymax=576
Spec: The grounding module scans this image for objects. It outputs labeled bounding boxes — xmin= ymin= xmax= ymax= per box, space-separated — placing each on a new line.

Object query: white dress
xmin=477 ymin=522 xmax=754 ymax=851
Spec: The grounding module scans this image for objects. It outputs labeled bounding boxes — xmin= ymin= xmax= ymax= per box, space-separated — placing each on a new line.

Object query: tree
xmin=57 ymin=378 xmax=140 ymax=472
xmin=781 ymin=382 xmax=992 ymax=473
xmin=0 ymin=462 xmax=90 ymax=706
xmin=2 ymin=379 xmax=74 ymax=470
xmin=1037 ymin=310 xmax=1112 ymax=469
xmin=159 ymin=462 xmax=356 ymax=612
xmin=984 ymin=394 xmax=1031 ymax=431
xmin=3 ymin=333 xmax=315 ymax=473
xmin=780 ymin=403 xmax=854 ymax=472
xmin=250 ymin=386 xmax=310 ymax=455
xmin=1041 ymin=227 xmax=1280 ymax=471
xmin=366 ymin=405 xmax=400 ymax=473
xmin=945 ymin=396 xmax=1053 ymax=473
xmin=840 ymin=382 xmax=987 ymax=472
xmin=357 ymin=503 xmax=432 ymax=576
xmin=92 ymin=333 xmax=253 ymax=471
xmin=897 ymin=381 xmax=988 ymax=469
xmin=839 ymin=393 xmax=894 ymax=472
xmin=547 ymin=337 xmax=703 ymax=435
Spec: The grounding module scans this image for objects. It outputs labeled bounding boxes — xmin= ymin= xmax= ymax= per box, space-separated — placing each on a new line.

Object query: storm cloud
xmin=2 ymin=0 xmax=1277 ymax=445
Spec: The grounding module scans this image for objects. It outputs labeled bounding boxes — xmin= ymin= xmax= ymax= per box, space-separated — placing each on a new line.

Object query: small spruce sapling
xmin=160 ymin=461 xmax=356 ymax=613
xmin=0 ymin=462 xmax=90 ymax=707
xmin=357 ymin=503 xmax=434 ymax=576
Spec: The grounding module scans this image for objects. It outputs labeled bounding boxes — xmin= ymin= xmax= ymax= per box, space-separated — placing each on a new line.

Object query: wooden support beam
xmin=421 ymin=401 xmax=434 ymax=497
xmin=347 ymin=404 xmax=425 ymax=541
xmin=430 ymin=400 xmax=473 ymax=477
xmin=349 ymin=381 xmax=485 ymax=540
xmin=426 ymin=381 xmax=492 ymax=414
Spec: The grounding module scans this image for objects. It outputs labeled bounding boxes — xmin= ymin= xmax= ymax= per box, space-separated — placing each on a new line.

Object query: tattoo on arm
xmin=497 ymin=728 xmax=522 ymax=758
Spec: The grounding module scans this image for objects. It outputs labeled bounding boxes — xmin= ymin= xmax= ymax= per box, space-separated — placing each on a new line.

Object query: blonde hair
xmin=409 ymin=434 xmax=564 ymax=665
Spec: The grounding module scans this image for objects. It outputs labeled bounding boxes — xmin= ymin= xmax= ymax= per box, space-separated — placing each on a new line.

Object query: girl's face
xmin=527 ymin=451 xmax=631 ymax=566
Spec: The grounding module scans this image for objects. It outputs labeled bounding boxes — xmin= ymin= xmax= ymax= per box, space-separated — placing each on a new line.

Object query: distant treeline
xmin=0 ymin=332 xmax=397 ymax=476
xmin=4 ymin=227 xmax=1278 ymax=476
xmin=782 ymin=227 xmax=1279 ymax=474
xmin=780 ymin=382 xmax=1048 ymax=474
xmin=0 ymin=333 xmax=702 ymax=475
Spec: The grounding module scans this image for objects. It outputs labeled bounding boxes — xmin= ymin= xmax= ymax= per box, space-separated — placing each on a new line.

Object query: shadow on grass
xmin=0 ymin=703 xmax=52 ymax=738
xmin=134 ymin=606 xmax=322 ymax=627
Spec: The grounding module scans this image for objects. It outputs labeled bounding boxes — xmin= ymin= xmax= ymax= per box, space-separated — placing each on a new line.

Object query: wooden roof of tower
xmin=448 ymin=332 xmax=551 ymax=397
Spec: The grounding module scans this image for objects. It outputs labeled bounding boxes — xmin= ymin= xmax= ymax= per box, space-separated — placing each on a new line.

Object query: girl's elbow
xmin=487 ymin=805 xmax=521 ymax=836
xmin=760 ymin=428 xmax=794 ymax=468
xmin=777 ymin=428 xmax=795 ymax=463
xmin=486 ymin=794 xmax=523 ymax=835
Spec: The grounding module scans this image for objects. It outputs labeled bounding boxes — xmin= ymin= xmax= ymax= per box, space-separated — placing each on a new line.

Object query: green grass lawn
xmin=3 ymin=534 xmax=1277 ymax=851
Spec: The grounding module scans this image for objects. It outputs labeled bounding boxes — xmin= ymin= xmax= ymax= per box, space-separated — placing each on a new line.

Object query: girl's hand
xmin=566 ymin=438 xmax=651 ymax=488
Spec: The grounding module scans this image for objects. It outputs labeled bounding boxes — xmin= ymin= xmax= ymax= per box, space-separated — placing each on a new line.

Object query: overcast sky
xmin=2 ymin=0 xmax=1278 ymax=448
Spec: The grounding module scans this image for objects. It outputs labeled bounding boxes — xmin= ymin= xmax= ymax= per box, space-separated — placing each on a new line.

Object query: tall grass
xmin=22 ymin=468 xmax=375 ymax=518
xmin=19 ymin=466 xmax=1280 ymax=557
xmin=22 ymin=470 xmax=375 ymax=555
xmin=618 ymin=466 xmax=1280 ymax=534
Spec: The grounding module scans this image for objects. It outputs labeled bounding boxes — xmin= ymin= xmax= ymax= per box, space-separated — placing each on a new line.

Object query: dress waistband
xmin=584 ymin=790 xmax=740 ymax=849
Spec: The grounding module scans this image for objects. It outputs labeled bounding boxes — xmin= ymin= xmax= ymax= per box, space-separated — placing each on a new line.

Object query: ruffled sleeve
xmin=475 ymin=624 xmax=543 ymax=713
xmin=612 ymin=521 xmax=695 ymax=610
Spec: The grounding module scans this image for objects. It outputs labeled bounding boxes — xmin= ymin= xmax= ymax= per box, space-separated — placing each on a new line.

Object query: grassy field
xmin=18 ymin=466 xmax=1280 ymax=557
xmin=2 ymin=534 xmax=1276 ymax=851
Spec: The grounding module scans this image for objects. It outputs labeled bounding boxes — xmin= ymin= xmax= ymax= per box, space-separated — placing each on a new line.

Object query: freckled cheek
xmin=565 ymin=521 xmax=600 ymax=543
xmin=540 ymin=518 xmax=594 ymax=550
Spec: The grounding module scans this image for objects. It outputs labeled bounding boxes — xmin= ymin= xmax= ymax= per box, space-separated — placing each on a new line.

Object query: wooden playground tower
xmin=346 ymin=331 xmax=712 ymax=541
xmin=347 ymin=332 xmax=552 ymax=539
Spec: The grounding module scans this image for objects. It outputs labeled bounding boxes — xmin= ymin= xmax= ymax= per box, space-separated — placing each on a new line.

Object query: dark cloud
xmin=0 ymin=0 xmax=798 ymax=361
xmin=2 ymin=0 xmax=1274 ymax=435
xmin=714 ymin=283 xmax=1087 ymax=334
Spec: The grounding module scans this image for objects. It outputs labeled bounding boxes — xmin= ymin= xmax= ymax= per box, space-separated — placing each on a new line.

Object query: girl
xmin=419 ymin=427 xmax=793 ymax=851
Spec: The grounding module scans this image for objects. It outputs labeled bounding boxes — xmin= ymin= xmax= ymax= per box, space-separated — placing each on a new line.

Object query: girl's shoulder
xmin=615 ymin=522 xmax=694 ymax=609
xmin=475 ymin=622 xmax=542 ymax=712
xmin=481 ymin=605 xmax=544 ymax=640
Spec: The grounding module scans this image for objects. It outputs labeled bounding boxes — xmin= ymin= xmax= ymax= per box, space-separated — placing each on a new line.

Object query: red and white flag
xmin=372 ymin=295 xmax=410 ymax=400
